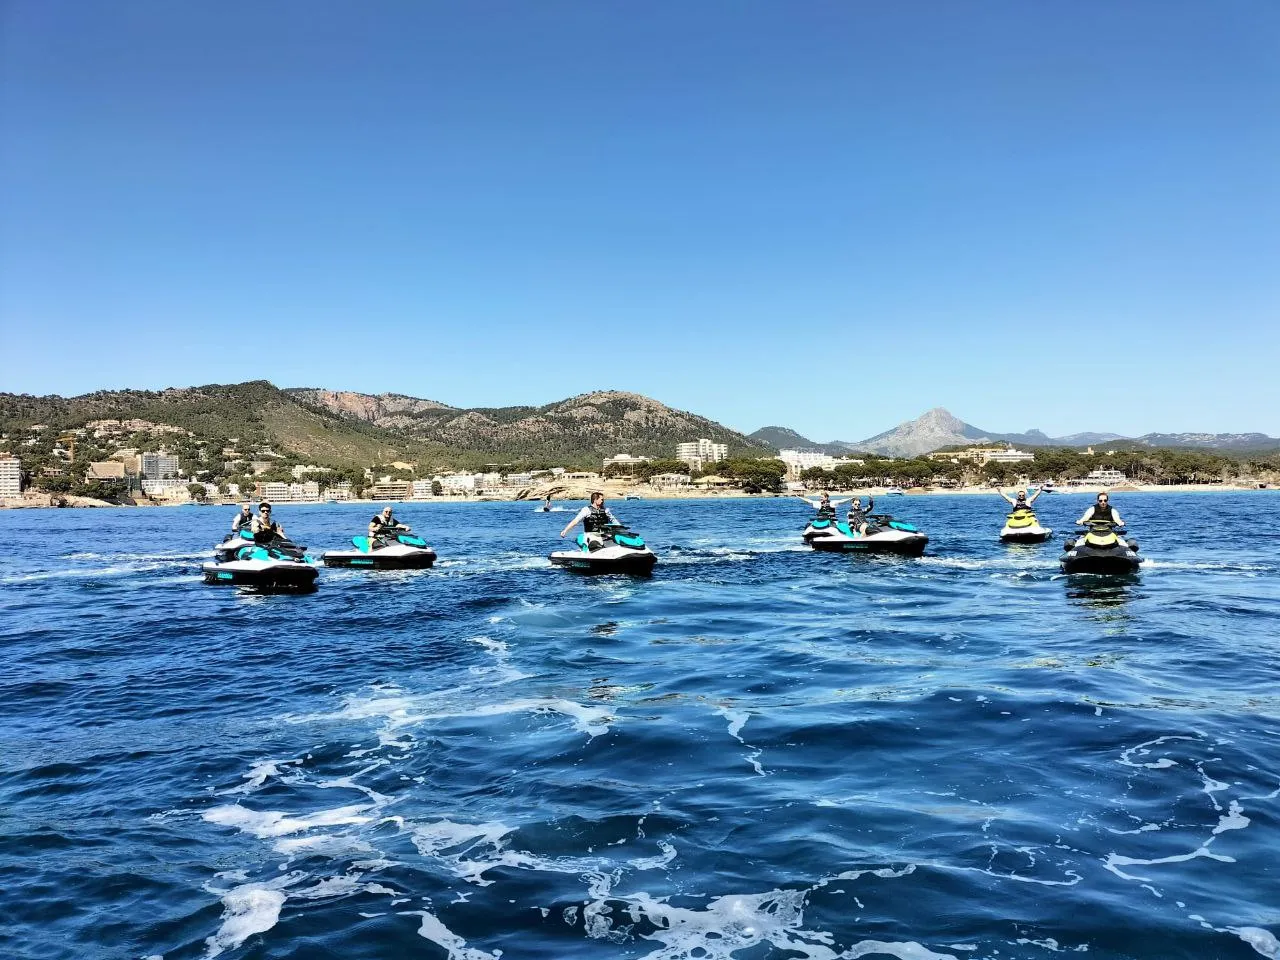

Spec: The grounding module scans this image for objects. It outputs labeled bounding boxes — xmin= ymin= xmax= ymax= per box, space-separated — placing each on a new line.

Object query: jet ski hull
xmin=202 ymin=560 xmax=318 ymax=591
xmin=549 ymin=547 xmax=658 ymax=574
xmin=1000 ymin=528 xmax=1053 ymax=544
xmin=1060 ymin=547 xmax=1142 ymax=575
xmin=810 ymin=532 xmax=928 ymax=556
xmin=323 ymin=548 xmax=436 ymax=569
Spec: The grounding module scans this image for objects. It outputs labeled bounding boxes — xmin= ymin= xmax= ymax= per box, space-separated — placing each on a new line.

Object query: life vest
xmin=815 ymin=503 xmax=836 ymax=520
xmin=232 ymin=511 xmax=253 ymax=531
xmin=583 ymin=506 xmax=611 ymax=533
xmin=1090 ymin=502 xmax=1115 ymax=523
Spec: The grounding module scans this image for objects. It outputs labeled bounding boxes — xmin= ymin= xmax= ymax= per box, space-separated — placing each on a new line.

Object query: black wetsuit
xmin=815 ymin=504 xmax=836 ymax=520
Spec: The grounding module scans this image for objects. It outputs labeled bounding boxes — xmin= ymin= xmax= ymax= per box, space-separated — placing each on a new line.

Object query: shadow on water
xmin=1063 ymin=573 xmax=1138 ymax=623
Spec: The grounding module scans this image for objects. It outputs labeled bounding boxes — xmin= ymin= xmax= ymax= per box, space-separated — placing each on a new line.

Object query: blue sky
xmin=2 ymin=1 xmax=1277 ymax=441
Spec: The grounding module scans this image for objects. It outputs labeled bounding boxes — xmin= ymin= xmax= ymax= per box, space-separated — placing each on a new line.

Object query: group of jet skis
xmin=799 ymin=487 xmax=1142 ymax=575
xmin=201 ymin=487 xmax=1142 ymax=592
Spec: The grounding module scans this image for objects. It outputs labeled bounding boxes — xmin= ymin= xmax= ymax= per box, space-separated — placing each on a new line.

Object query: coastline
xmin=1 ymin=481 xmax=1270 ymax=510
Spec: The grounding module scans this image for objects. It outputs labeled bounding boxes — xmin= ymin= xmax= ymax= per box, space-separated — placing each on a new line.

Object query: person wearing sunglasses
xmin=251 ymin=501 xmax=286 ymax=541
xmin=1077 ymin=492 xmax=1124 ymax=527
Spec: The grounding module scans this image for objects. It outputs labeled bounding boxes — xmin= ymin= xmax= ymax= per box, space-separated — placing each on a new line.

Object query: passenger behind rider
xmin=998 ymin=486 xmax=1042 ymax=513
xmin=796 ymin=492 xmax=851 ymax=520
xmin=369 ymin=505 xmax=408 ymax=543
xmin=250 ymin=502 xmax=285 ymax=541
xmin=846 ymin=495 xmax=876 ymax=535
xmin=230 ymin=502 xmax=254 ymax=534
xmin=1077 ymin=492 xmax=1124 ymax=528
xmin=560 ymin=492 xmax=617 ymax=545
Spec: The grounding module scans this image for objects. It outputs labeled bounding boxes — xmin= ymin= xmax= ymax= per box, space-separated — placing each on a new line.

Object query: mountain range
xmin=0 ymin=382 xmax=768 ymax=471
xmin=3 ymin=383 xmax=1275 ymax=472
xmin=750 ymin=408 xmax=1280 ymax=458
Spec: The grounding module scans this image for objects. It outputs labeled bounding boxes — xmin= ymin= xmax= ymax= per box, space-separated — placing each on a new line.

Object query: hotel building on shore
xmin=676 ymin=439 xmax=728 ymax=471
xmin=0 ymin=455 xmax=22 ymax=497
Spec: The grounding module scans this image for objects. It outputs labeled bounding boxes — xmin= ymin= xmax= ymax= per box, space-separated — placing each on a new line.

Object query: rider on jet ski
xmin=230 ymin=502 xmax=254 ymax=534
xmin=251 ymin=502 xmax=287 ymax=542
xmin=846 ymin=496 xmax=876 ymax=535
xmin=998 ymin=486 xmax=1043 ymax=512
xmin=559 ymin=492 xmax=617 ymax=545
xmin=1077 ymin=492 xmax=1124 ymax=528
xmin=796 ymin=492 xmax=851 ymax=520
xmin=369 ymin=505 xmax=409 ymax=543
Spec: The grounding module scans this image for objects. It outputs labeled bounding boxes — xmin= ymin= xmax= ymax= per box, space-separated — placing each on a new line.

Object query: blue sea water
xmin=2 ymin=493 xmax=1279 ymax=960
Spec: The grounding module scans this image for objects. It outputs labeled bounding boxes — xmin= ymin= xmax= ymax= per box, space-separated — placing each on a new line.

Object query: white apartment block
xmin=0 ymin=456 xmax=21 ymax=497
xmin=676 ymin=439 xmax=728 ymax=468
xmin=411 ymin=479 xmax=434 ymax=499
xmin=779 ymin=449 xmax=837 ymax=472
xmin=140 ymin=452 xmax=180 ymax=480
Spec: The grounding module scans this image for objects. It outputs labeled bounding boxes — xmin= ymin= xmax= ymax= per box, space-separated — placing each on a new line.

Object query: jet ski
xmin=550 ymin=522 xmax=658 ymax=574
xmin=805 ymin=514 xmax=928 ymax=556
xmin=202 ymin=541 xmax=319 ymax=591
xmin=214 ymin=529 xmax=307 ymax=562
xmin=1000 ymin=508 xmax=1053 ymax=544
xmin=323 ymin=529 xmax=437 ymax=569
xmin=1060 ymin=521 xmax=1142 ymax=574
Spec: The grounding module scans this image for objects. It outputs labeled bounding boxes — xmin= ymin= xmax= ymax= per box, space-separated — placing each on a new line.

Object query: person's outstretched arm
xmin=1077 ymin=507 xmax=1094 ymax=524
xmin=997 ymin=488 xmax=1015 ymax=505
xmin=560 ymin=507 xmax=590 ymax=538
xmin=1027 ymin=488 xmax=1042 ymax=504
xmin=1111 ymin=508 xmax=1124 ymax=527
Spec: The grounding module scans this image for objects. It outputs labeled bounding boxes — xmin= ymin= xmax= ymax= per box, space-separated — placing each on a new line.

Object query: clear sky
xmin=2 ymin=1 xmax=1277 ymax=441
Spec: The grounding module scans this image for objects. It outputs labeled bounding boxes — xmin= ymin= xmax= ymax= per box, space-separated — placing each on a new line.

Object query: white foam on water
xmin=619 ymin=888 xmax=840 ymax=959
xmin=717 ymin=707 xmax=750 ymax=742
xmin=1117 ymin=735 xmax=1197 ymax=769
xmin=843 ymin=942 xmax=959 ymax=959
xmin=203 ymin=803 xmax=374 ymax=838
xmin=1211 ymin=800 xmax=1250 ymax=835
xmin=1103 ymin=844 xmax=1235 ymax=882
xmin=204 ymin=884 xmax=287 ymax=957
xmin=1232 ymin=927 xmax=1280 ymax=958
xmin=272 ymin=833 xmax=375 ymax=857
xmin=409 ymin=819 xmax=516 ymax=859
xmin=406 ymin=909 xmax=501 ymax=959
xmin=221 ymin=759 xmax=301 ymax=795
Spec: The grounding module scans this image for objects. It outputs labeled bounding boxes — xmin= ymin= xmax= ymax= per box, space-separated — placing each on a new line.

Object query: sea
xmin=2 ymin=492 xmax=1279 ymax=960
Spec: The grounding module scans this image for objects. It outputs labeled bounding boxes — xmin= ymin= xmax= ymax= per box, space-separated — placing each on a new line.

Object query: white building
xmin=779 ymin=449 xmax=837 ymax=473
xmin=0 ymin=456 xmax=21 ymax=497
xmin=140 ymin=451 xmax=180 ymax=480
xmin=325 ymin=481 xmax=352 ymax=501
xmin=650 ymin=472 xmax=691 ymax=488
xmin=984 ymin=447 xmax=1036 ymax=464
xmin=436 ymin=473 xmax=477 ymax=493
xmin=411 ymin=479 xmax=434 ymax=499
xmin=1085 ymin=468 xmax=1127 ymax=485
xmin=676 ymin=439 xmax=728 ymax=470
xmin=142 ymin=478 xmax=189 ymax=499
xmin=603 ymin=453 xmax=651 ymax=472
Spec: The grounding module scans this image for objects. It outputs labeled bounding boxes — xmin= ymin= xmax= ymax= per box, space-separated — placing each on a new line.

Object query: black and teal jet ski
xmin=1060 ymin=521 xmax=1141 ymax=574
xmin=323 ymin=529 xmax=437 ymax=569
xmin=203 ymin=541 xmax=318 ymax=591
xmin=550 ymin=522 xmax=657 ymax=574
xmin=804 ymin=514 xmax=928 ymax=556
xmin=214 ymin=529 xmax=307 ymax=562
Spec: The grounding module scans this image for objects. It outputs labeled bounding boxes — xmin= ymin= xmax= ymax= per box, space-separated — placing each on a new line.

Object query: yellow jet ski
xmin=999 ymin=508 xmax=1053 ymax=544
